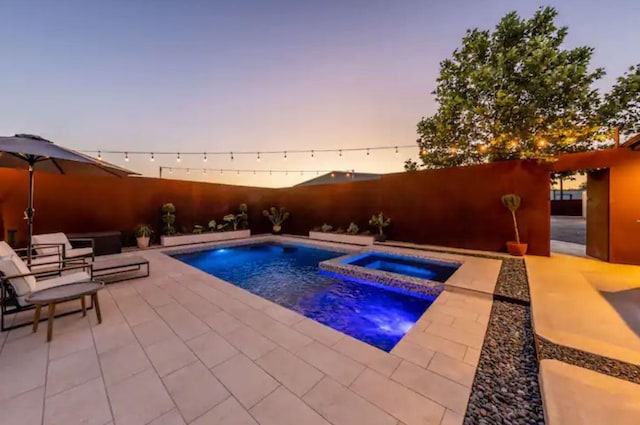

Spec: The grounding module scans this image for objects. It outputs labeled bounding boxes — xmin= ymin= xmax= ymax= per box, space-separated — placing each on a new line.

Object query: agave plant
xmin=223 ymin=214 xmax=239 ymax=231
xmin=346 ymin=222 xmax=359 ymax=235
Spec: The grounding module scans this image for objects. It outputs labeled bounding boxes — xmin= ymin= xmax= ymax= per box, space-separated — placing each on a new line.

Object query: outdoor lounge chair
xmin=32 ymin=232 xmax=95 ymax=262
xmin=0 ymin=241 xmax=92 ymax=331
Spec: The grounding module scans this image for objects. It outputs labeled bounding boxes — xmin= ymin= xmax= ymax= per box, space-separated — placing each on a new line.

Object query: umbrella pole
xmin=26 ymin=162 xmax=35 ymax=265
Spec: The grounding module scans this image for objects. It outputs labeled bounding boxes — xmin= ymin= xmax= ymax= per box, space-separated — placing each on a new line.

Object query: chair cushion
xmin=34 ymin=271 xmax=91 ymax=292
xmin=32 ymin=233 xmax=72 ymax=256
xmin=0 ymin=241 xmax=16 ymax=258
xmin=67 ymin=247 xmax=93 ymax=259
xmin=0 ymin=256 xmax=37 ymax=298
xmin=27 ymin=255 xmax=62 ymax=272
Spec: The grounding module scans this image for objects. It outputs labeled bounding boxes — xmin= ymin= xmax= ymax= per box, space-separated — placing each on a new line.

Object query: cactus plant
xmin=369 ymin=212 xmax=391 ymax=237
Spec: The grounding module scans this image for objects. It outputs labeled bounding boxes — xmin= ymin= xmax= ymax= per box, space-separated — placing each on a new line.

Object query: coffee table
xmin=26 ymin=281 xmax=104 ymax=342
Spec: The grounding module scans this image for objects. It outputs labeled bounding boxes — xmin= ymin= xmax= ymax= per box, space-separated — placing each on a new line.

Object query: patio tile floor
xmin=0 ymin=245 xmax=492 ymax=425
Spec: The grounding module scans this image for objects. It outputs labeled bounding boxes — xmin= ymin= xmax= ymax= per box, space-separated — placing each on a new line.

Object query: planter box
xmin=161 ymin=230 xmax=251 ymax=247
xmin=308 ymin=231 xmax=375 ymax=246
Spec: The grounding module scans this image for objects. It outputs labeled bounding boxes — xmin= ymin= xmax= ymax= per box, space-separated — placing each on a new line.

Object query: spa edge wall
xmin=0 ymin=159 xmax=551 ymax=255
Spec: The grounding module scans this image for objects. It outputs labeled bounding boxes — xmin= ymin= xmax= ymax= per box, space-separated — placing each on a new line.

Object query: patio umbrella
xmin=0 ymin=134 xmax=138 ymax=263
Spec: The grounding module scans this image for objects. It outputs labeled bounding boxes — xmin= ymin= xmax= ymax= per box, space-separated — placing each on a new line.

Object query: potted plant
xmin=135 ymin=224 xmax=153 ymax=249
xmin=369 ymin=212 xmax=391 ymax=242
xmin=161 ymin=203 xmax=176 ymax=236
xmin=501 ymin=193 xmax=528 ymax=256
xmin=262 ymin=207 xmax=290 ymax=234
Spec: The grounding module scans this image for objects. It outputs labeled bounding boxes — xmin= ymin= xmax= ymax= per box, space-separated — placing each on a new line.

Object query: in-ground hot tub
xmin=343 ymin=252 xmax=459 ymax=282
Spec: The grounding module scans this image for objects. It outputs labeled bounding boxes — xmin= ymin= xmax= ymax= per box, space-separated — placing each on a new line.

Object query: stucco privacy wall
xmin=0 ymin=159 xmax=552 ymax=255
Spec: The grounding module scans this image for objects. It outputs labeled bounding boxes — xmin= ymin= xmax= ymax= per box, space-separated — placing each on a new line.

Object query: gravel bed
xmin=494 ymin=258 xmax=530 ymax=304
xmin=464 ymin=301 xmax=544 ymax=425
xmin=536 ymin=336 xmax=640 ymax=384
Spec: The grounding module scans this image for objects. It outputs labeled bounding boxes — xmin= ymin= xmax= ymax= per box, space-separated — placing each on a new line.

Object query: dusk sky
xmin=1 ymin=1 xmax=639 ymax=187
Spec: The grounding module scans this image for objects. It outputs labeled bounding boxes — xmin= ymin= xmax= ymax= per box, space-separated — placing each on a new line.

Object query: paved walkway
xmin=0 ymin=242 xmax=494 ymax=425
xmin=527 ymin=253 xmax=640 ymax=424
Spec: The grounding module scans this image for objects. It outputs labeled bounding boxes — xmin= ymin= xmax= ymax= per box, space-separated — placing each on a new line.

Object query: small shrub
xmin=321 ymin=224 xmax=333 ymax=233
xmin=192 ymin=225 xmax=204 ymax=234
xmin=346 ymin=222 xmax=359 ymax=235
xmin=335 ymin=227 xmax=345 ymax=234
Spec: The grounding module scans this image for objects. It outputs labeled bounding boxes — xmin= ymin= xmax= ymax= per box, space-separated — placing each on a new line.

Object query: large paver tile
xmin=428 ymin=352 xmax=476 ymax=387
xmin=256 ymin=346 xmax=324 ymax=396
xmin=191 ymin=397 xmax=258 ymax=425
xmin=44 ymin=377 xmax=112 ymax=425
xmin=540 ymin=359 xmax=640 ymax=425
xmin=99 ymin=342 xmax=151 ymax=386
xmin=132 ymin=319 xmax=175 ymax=347
xmin=201 ymin=310 xmax=245 ymax=335
xmin=117 ymin=296 xmax=159 ymax=327
xmin=259 ymin=320 xmax=312 ymax=352
xmin=148 ymin=408 xmax=186 ymax=425
xmin=403 ymin=331 xmax=467 ymax=360
xmin=293 ymin=318 xmax=345 ymax=346
xmin=48 ymin=327 xmax=94 ymax=360
xmin=0 ymin=386 xmax=44 ymax=425
xmin=92 ymin=321 xmax=137 ymax=354
xmin=163 ymin=361 xmax=229 ymax=422
xmin=296 ymin=340 xmax=365 ymax=386
xmin=187 ymin=331 xmax=239 ymax=368
xmin=350 ymin=369 xmax=444 ymax=425
xmin=391 ymin=339 xmax=435 ymax=368
xmin=250 ymin=386 xmax=330 ymax=425
xmin=304 ymin=376 xmax=397 ymax=425
xmin=212 ymin=353 xmax=279 ymax=409
xmin=441 ymin=409 xmax=464 ymax=425
xmin=0 ymin=343 xmax=48 ymax=401
xmin=424 ymin=323 xmax=485 ymax=350
xmin=262 ymin=303 xmax=305 ymax=326
xmin=46 ymin=347 xmax=101 ymax=397
xmin=391 ymin=361 xmax=470 ymax=415
xmin=333 ymin=336 xmax=401 ymax=377
xmin=463 ymin=347 xmax=481 ymax=367
xmin=144 ymin=336 xmax=198 ymax=377
xmin=107 ymin=368 xmax=175 ymax=425
xmin=156 ymin=303 xmax=210 ymax=341
xmin=225 ymin=325 xmax=277 ymax=360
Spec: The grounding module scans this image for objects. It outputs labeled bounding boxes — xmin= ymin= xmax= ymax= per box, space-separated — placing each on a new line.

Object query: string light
xmin=186 ymin=168 xmax=190 ymax=174
xmin=168 ymin=168 xmax=173 ymax=174
xmin=150 ymin=153 xmax=155 ymax=162
xmin=253 ymin=170 xmax=256 ymax=175
xmin=311 ymin=150 xmax=315 ymax=158
xmin=237 ymin=170 xmax=240 ymax=175
xmin=257 ymin=152 xmax=261 ymax=162
xmin=395 ymin=146 xmax=398 ymax=155
xmin=203 ymin=153 xmax=207 ymax=162
xmin=203 ymin=169 xmax=207 ymax=174
xmin=537 ymin=138 xmax=547 ymax=149
xmin=98 ymin=151 xmax=102 ymax=161
xmin=230 ymin=152 xmax=234 ymax=161
xmin=284 ymin=151 xmax=287 ymax=160
xmin=345 ymin=172 xmax=351 ymax=177
xmin=478 ymin=144 xmax=488 ymax=153
xmin=366 ymin=148 xmax=370 ymax=156
xmin=339 ymin=149 xmax=342 ymax=158
xmin=420 ymin=148 xmax=426 ymax=157
xmin=176 ymin=153 xmax=181 ymax=162
xmin=331 ymin=172 xmax=336 ymax=178
xmin=220 ymin=169 xmax=223 ymax=175
xmin=125 ymin=152 xmax=129 ymax=162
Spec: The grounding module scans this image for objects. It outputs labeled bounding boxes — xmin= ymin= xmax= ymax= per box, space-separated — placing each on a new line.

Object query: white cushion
xmin=0 ymin=256 xmax=37 ymax=298
xmin=0 ymin=241 xmax=15 ymax=258
xmin=67 ymin=247 xmax=93 ymax=259
xmin=27 ymin=255 xmax=62 ymax=272
xmin=32 ymin=233 xmax=71 ymax=256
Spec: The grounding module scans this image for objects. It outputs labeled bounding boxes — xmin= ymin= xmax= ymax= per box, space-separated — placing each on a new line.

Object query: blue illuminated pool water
xmin=344 ymin=252 xmax=459 ymax=282
xmin=173 ymin=243 xmax=434 ymax=351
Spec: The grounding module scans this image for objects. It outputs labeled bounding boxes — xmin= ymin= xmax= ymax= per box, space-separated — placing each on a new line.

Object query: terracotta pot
xmin=136 ymin=236 xmax=150 ymax=249
xmin=272 ymin=225 xmax=282 ymax=234
xmin=506 ymin=241 xmax=528 ymax=256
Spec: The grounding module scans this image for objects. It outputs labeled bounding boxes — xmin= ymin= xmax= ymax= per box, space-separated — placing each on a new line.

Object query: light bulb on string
xmin=203 ymin=153 xmax=207 ymax=162
xmin=230 ymin=152 xmax=234 ymax=161
xmin=253 ymin=170 xmax=256 ymax=175
xmin=330 ymin=172 xmax=336 ymax=178
xmin=311 ymin=150 xmax=315 ymax=158
xmin=339 ymin=149 xmax=342 ymax=158
xmin=97 ymin=151 xmax=102 ymax=161
xmin=124 ymin=152 xmax=129 ymax=162
xmin=176 ymin=153 xmax=181 ymax=162
xmin=366 ymin=149 xmax=370 ymax=156
xmin=203 ymin=169 xmax=207 ymax=174
xmin=237 ymin=170 xmax=240 ymax=175
xmin=395 ymin=146 xmax=399 ymax=156
xmin=186 ymin=168 xmax=190 ymax=174
xmin=284 ymin=151 xmax=287 ymax=160
xmin=257 ymin=152 xmax=261 ymax=162
xmin=169 ymin=167 xmax=173 ymax=174
xmin=269 ymin=170 xmax=272 ymax=176
xmin=150 ymin=153 xmax=155 ymax=162
xmin=220 ymin=169 xmax=223 ymax=175
xmin=300 ymin=171 xmax=303 ymax=176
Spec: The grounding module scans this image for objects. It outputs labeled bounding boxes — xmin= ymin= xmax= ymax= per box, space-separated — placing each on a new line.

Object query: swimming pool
xmin=343 ymin=252 xmax=459 ymax=282
xmin=172 ymin=243 xmax=434 ymax=351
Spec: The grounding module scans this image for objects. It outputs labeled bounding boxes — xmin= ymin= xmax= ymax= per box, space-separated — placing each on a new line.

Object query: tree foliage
xmin=413 ymin=6 xmax=639 ymax=169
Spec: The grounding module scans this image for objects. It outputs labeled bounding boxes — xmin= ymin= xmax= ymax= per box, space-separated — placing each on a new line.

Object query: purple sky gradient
xmin=1 ymin=0 xmax=638 ymax=187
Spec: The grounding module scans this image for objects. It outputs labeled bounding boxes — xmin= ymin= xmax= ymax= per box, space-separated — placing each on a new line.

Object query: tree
xmin=598 ymin=65 xmax=640 ymax=134
xmin=414 ymin=6 xmax=638 ymax=168
xmin=403 ymin=158 xmax=419 ymax=171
